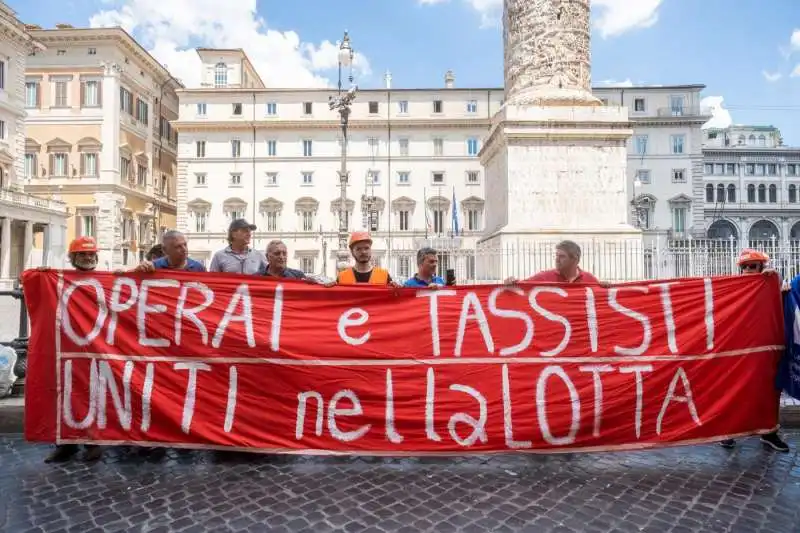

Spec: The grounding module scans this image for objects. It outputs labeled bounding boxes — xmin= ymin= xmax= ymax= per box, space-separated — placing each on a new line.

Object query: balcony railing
xmin=0 ymin=187 xmax=69 ymax=213
xmin=703 ymin=200 xmax=798 ymax=209
xmin=656 ymin=106 xmax=712 ymax=118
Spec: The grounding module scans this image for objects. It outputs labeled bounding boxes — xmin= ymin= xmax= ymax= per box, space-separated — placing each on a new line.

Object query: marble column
xmin=41 ymin=223 xmax=51 ymax=267
xmin=23 ymin=221 xmax=33 ymax=270
xmin=0 ymin=217 xmax=11 ymax=279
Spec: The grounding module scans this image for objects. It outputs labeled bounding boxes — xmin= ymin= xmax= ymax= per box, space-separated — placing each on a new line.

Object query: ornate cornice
xmin=172 ymin=118 xmax=492 ymax=133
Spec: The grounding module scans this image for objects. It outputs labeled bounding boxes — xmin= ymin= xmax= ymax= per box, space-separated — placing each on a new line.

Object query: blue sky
xmin=9 ymin=0 xmax=800 ymax=144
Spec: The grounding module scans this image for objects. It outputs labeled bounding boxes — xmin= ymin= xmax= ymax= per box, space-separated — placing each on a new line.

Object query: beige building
xmin=23 ymin=25 xmax=180 ymax=269
xmin=0 ymin=3 xmax=69 ymax=289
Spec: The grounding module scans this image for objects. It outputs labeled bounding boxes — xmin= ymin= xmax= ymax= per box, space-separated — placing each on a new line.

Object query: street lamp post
xmin=329 ymin=31 xmax=357 ymax=267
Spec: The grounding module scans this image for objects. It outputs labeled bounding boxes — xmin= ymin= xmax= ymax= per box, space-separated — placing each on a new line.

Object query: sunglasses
xmin=741 ymin=263 xmax=761 ymax=272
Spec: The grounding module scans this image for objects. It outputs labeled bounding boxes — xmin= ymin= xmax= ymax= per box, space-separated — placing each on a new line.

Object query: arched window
xmin=758 ymin=184 xmax=766 ymax=203
xmin=705 ymin=184 xmax=714 ymax=202
xmin=716 ymin=184 xmax=725 ymax=202
xmin=748 ymin=134 xmax=756 ymax=145
xmin=727 ymin=184 xmax=736 ymax=203
xmin=789 ymin=184 xmax=797 ymax=203
xmin=768 ymin=184 xmax=777 ymax=203
xmin=214 ymin=62 xmax=228 ymax=88
xmin=737 ymin=135 xmax=745 ymax=145
xmin=747 ymin=184 xmax=755 ymax=203
xmin=758 ymin=135 xmax=766 ymax=147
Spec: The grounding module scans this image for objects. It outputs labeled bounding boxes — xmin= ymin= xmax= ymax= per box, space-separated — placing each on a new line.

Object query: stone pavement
xmin=1 ymin=435 xmax=799 ymax=533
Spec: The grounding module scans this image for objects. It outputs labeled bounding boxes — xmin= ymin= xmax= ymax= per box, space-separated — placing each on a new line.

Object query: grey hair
xmin=161 ymin=230 xmax=185 ymax=244
xmin=266 ymin=239 xmax=285 ymax=253
xmin=556 ymin=240 xmax=581 ymax=259
xmin=417 ymin=247 xmax=437 ymax=266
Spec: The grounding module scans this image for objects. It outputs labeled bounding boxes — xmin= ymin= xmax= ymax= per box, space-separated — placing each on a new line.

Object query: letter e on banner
xmin=338 ymin=308 xmax=370 ymax=346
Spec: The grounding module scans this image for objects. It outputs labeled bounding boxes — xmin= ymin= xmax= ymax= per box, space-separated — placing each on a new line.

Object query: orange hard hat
xmin=69 ymin=236 xmax=98 ymax=254
xmin=737 ymin=248 xmax=769 ymax=266
xmin=349 ymin=231 xmax=372 ymax=248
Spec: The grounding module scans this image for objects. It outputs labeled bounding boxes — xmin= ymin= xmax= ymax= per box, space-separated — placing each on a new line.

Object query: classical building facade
xmin=594 ymin=85 xmax=709 ymax=242
xmin=702 ymin=125 xmax=800 ymax=245
xmin=23 ymin=25 xmax=180 ymax=269
xmin=0 ymin=4 xmax=69 ymax=289
xmin=175 ymin=51 xmax=708 ymax=278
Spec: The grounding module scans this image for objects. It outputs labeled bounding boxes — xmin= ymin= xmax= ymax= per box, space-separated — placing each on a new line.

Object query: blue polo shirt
xmin=261 ymin=265 xmax=306 ymax=279
xmin=152 ymin=257 xmax=206 ymax=272
xmin=403 ymin=275 xmax=446 ymax=288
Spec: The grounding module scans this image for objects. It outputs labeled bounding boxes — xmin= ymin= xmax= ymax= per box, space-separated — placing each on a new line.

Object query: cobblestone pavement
xmin=1 ymin=435 xmax=799 ymax=533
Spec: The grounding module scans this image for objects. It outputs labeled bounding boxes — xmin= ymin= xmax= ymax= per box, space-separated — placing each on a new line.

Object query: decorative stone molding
xmin=294 ymin=249 xmax=320 ymax=259
xmin=330 ymin=197 xmax=355 ymax=214
xmin=76 ymin=137 xmax=102 ymax=152
xmin=460 ymin=196 xmax=485 ymax=210
xmin=25 ymin=138 xmax=41 ymax=152
xmin=222 ymin=197 xmax=247 ymax=212
xmin=295 ymin=197 xmax=319 ymax=213
xmin=187 ymin=198 xmax=212 ymax=213
xmin=668 ymin=193 xmax=692 ymax=206
xmin=259 ymin=197 xmax=283 ymax=213
xmin=45 ymin=137 xmax=71 ymax=152
xmin=391 ymin=196 xmax=416 ymax=211
xmin=427 ymin=195 xmax=450 ymax=211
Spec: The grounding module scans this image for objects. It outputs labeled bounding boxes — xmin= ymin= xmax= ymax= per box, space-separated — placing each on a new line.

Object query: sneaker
xmin=719 ymin=439 xmax=736 ymax=449
xmin=83 ymin=445 xmax=104 ymax=462
xmin=44 ymin=444 xmax=79 ymax=463
xmin=761 ymin=432 xmax=790 ymax=452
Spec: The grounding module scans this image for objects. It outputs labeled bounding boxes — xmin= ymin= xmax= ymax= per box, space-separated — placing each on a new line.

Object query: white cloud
xmin=89 ymin=0 xmax=370 ymax=88
xmin=593 ymin=0 xmax=663 ymax=39
xmin=420 ymin=0 xmax=661 ymax=36
xmin=792 ymin=64 xmax=800 ymax=78
xmin=599 ymin=78 xmax=634 ymax=87
xmin=700 ymin=96 xmax=733 ymax=130
xmin=792 ymin=29 xmax=800 ymax=51
xmin=763 ymin=70 xmax=783 ymax=82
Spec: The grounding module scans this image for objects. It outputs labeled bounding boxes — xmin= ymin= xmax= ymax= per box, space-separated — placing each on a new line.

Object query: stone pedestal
xmin=478 ymin=104 xmax=643 ymax=282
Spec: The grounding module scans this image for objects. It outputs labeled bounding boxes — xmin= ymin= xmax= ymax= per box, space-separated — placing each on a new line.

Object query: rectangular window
xmin=433 ymin=210 xmax=445 ymax=234
xmin=303 ymin=140 xmax=313 ymax=157
xmin=669 ymin=95 xmax=685 ymax=115
xmin=195 ymin=173 xmax=206 ymax=186
xmin=398 ymin=138 xmax=409 ymax=156
xmin=303 ymin=102 xmax=313 ymax=115
xmin=398 ymin=100 xmax=408 ymax=114
xmin=726 ymin=163 xmax=736 ymax=175
xmin=54 ymin=81 xmax=68 ymax=107
xmin=433 ymin=138 xmax=444 ymax=156
xmin=24 ymin=153 xmax=36 ymax=178
xmin=399 ymin=210 xmax=410 ymax=231
xmin=196 ymin=103 xmax=206 ymax=116
xmin=196 ymin=141 xmax=206 ymax=158
xmin=466 ymin=100 xmax=477 ymax=113
xmin=788 ymin=164 xmax=797 ymax=176
xmin=301 ymin=257 xmax=315 ymax=273
xmin=398 ymin=256 xmax=410 ymax=278
xmin=231 ymin=140 xmax=241 ymax=158
xmin=265 ymin=172 xmax=278 ymax=186
xmin=230 ymin=173 xmax=242 ymax=186
xmin=267 ymin=140 xmax=277 ymax=156
xmin=82 ymin=153 xmax=98 ymax=176
xmin=232 ymin=103 xmax=242 ymax=115
xmin=194 ymin=213 xmax=207 ymax=232
xmin=467 ymin=138 xmax=479 ymax=156
xmin=673 ymin=208 xmax=687 ymax=232
xmin=466 ymin=171 xmax=480 ymax=184
xmin=302 ymin=212 xmax=314 ymax=231
xmin=704 ymin=163 xmax=713 ymax=175
xmin=368 ymin=101 xmax=379 ymax=114
xmin=432 ymin=172 xmax=445 ymax=184
xmin=368 ymin=137 xmax=379 ymax=154
xmin=81 ymin=215 xmax=96 ymax=238
xmin=634 ymin=135 xmax=648 ymax=155
xmin=302 ymin=172 xmax=313 ymax=185
xmin=0 ymin=61 xmax=6 ymax=90
xmin=135 ymin=98 xmax=149 ymax=124
xmin=397 ymin=171 xmax=410 ymax=185
xmin=768 ymin=164 xmax=777 ymax=176
xmin=467 ymin=210 xmax=480 ymax=231
xmin=368 ymin=170 xmax=380 ymax=185
xmin=51 ymin=153 xmax=68 ymax=176
xmin=671 ymin=169 xmax=686 ymax=183
xmin=25 ymin=81 xmax=38 ymax=108
xmin=670 ymin=135 xmax=685 ymax=154
xmin=82 ymin=81 xmax=99 ymax=107
xmin=756 ymin=164 xmax=765 ymax=176
xmin=88 ymin=48 xmax=96 ymax=55
xmin=263 ymin=212 xmax=277 ymax=232
xmin=715 ymin=163 xmax=724 ymax=175
xmin=633 ymin=97 xmax=645 ymax=112
xmin=746 ymin=163 xmax=755 ymax=175
xmin=433 ymin=100 xmax=443 ymax=113
xmin=137 ymin=164 xmax=147 ymax=186
xmin=266 ymin=102 xmax=277 ymax=115
xmin=120 ymin=157 xmax=130 ymax=180
xmin=0 ymin=120 xmax=5 ymax=139
xmin=120 ymin=88 xmax=133 ymax=114
xmin=635 ymin=169 xmax=650 ymax=184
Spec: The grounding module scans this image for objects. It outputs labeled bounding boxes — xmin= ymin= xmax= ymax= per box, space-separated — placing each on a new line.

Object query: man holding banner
xmin=505 ymin=240 xmax=599 ymax=285
xmin=719 ymin=249 xmax=789 ymax=452
xmin=337 ymin=232 xmax=399 ymax=286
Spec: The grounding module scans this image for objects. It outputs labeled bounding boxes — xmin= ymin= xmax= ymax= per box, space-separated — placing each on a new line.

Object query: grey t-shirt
xmin=209 ymin=247 xmax=267 ymax=275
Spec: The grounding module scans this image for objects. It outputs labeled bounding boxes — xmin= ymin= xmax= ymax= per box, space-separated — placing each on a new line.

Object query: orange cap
xmin=69 ymin=236 xmax=98 ymax=254
xmin=736 ymin=248 xmax=769 ymax=266
xmin=349 ymin=231 xmax=372 ymax=248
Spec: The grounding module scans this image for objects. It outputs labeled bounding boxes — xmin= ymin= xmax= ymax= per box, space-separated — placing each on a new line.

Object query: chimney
xmin=444 ymin=70 xmax=455 ymax=89
xmin=384 ymin=70 xmax=392 ymax=90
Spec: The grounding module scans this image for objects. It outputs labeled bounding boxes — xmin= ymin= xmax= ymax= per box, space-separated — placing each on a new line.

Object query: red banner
xmin=22 ymin=270 xmax=783 ymax=454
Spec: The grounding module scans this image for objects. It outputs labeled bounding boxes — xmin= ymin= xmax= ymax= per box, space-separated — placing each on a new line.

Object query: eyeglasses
xmin=741 ymin=263 xmax=761 ymax=272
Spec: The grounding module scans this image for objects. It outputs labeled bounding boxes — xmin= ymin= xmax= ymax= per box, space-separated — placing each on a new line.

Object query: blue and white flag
xmin=779 ymin=276 xmax=800 ymax=400
xmin=451 ymin=186 xmax=460 ymax=237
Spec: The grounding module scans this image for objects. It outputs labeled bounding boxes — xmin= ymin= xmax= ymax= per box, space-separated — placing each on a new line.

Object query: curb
xmin=2 ymin=397 xmax=800 ymax=437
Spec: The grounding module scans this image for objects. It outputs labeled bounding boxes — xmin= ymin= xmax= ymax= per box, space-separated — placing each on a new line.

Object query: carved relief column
xmin=503 ymin=0 xmax=598 ymax=106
